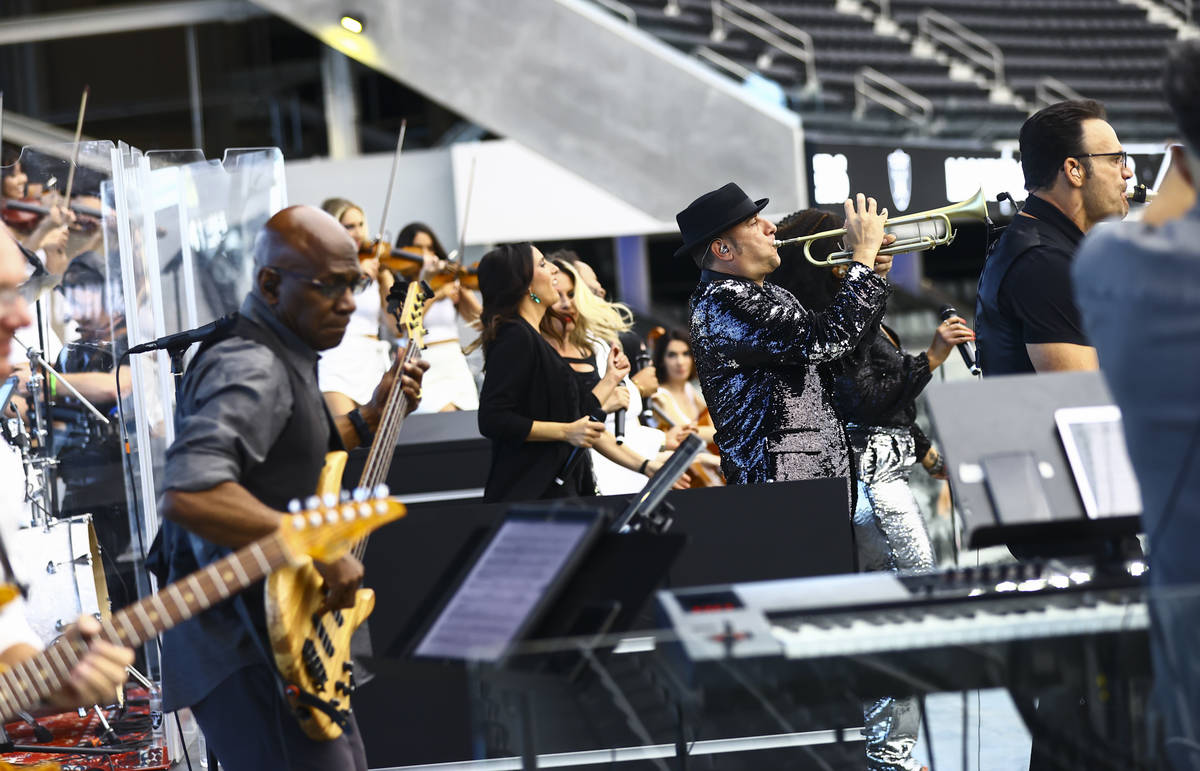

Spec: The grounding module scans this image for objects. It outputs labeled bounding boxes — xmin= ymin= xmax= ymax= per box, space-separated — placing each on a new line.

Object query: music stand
xmin=924 ymin=370 xmax=1142 ymax=550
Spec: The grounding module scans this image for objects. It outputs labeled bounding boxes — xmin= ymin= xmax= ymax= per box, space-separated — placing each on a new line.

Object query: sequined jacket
xmin=689 ymin=263 xmax=890 ymax=485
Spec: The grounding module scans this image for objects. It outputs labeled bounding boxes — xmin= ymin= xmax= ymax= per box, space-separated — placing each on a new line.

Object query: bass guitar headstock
xmin=282 ymin=487 xmax=406 ymax=564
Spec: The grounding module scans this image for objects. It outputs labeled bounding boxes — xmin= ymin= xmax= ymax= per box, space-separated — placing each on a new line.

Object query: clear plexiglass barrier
xmin=1 ymin=141 xmax=286 ymax=674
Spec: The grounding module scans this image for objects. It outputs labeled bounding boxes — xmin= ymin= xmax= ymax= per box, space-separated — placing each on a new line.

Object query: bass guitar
xmin=0 ymin=492 xmax=402 ymax=731
xmin=266 ymin=279 xmax=429 ymax=741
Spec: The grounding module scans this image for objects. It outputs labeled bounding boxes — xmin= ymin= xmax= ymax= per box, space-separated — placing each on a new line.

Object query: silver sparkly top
xmin=688 ymin=262 xmax=890 ymax=485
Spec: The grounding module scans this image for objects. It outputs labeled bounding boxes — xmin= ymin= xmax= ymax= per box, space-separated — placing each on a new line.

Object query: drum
xmin=9 ymin=514 xmax=107 ymax=644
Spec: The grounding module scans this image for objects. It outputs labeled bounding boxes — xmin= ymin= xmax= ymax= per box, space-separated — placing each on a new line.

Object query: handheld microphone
xmin=554 ymin=410 xmax=605 ymax=486
xmin=614 ymin=385 xmax=627 ymax=445
xmin=939 ymin=305 xmax=981 ymax=376
xmin=126 ymin=314 xmax=237 ymax=356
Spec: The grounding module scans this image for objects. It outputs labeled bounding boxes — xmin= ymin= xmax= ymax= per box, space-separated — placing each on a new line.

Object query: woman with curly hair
xmin=773 ymin=207 xmax=971 ymax=771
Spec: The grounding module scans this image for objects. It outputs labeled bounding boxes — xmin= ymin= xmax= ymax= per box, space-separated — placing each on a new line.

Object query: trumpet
xmin=1128 ymin=184 xmax=1155 ymax=203
xmin=774 ymin=189 xmax=990 ymax=266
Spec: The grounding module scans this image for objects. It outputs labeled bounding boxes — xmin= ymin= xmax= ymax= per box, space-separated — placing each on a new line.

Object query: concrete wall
xmin=253 ymin=0 xmax=808 ymax=222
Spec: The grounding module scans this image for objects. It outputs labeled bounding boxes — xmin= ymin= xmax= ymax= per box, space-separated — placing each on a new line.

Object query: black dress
xmin=478 ymin=319 xmax=601 ymax=502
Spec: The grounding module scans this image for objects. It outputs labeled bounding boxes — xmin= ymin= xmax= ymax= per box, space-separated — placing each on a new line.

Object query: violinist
xmin=316 ymin=197 xmax=395 ymax=416
xmin=395 ymin=222 xmax=480 ymax=413
xmin=649 ymin=330 xmax=716 ymax=446
xmin=2 ymin=148 xmax=71 ymax=268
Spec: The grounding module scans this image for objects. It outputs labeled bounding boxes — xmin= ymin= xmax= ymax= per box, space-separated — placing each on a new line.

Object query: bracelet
xmin=638 ymin=459 xmax=649 ymax=475
xmin=927 ymin=452 xmax=945 ymax=476
xmin=347 ymin=407 xmax=374 ymax=446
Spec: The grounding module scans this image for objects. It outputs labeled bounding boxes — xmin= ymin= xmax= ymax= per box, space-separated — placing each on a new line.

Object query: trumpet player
xmin=976 ymin=99 xmax=1132 ymax=375
xmin=677 ymin=183 xmax=892 ymax=490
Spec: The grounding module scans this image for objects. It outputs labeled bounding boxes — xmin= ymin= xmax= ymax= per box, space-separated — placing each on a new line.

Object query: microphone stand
xmin=16 ymin=338 xmax=111 ymax=426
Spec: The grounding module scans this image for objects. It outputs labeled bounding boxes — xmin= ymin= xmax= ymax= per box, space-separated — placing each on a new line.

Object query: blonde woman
xmin=316 ymin=197 xmax=395 ymax=416
xmin=542 ymin=255 xmax=701 ymax=494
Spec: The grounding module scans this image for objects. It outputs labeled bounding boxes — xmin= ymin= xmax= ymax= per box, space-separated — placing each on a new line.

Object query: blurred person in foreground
xmin=0 ymin=223 xmax=134 ymax=711
xmin=1073 ymin=40 xmax=1200 ymax=771
xmin=976 ymin=99 xmax=1132 ymax=375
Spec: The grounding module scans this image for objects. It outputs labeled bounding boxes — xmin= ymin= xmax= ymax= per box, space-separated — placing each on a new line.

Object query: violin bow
xmin=63 ymin=86 xmax=90 ymax=203
xmin=374 ymin=118 xmax=406 ymax=246
xmin=450 ymin=154 xmax=477 ymax=264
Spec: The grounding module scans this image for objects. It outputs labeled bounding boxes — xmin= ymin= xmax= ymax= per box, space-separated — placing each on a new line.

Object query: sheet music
xmin=1056 ymin=407 xmax=1143 ymax=519
xmin=415 ymin=518 xmax=592 ymax=661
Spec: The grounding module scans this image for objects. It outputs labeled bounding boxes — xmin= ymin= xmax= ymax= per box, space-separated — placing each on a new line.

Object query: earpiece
xmin=720 ymin=245 xmax=730 ymax=254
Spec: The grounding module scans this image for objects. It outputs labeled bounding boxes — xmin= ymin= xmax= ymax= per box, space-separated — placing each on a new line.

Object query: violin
xmin=2 ymin=198 xmax=100 ymax=232
xmin=359 ymin=240 xmax=423 ymax=279
xmin=1 ymin=198 xmax=41 ymax=230
xmin=426 ymin=262 xmax=479 ymax=291
xmin=360 ymin=240 xmax=479 ymax=290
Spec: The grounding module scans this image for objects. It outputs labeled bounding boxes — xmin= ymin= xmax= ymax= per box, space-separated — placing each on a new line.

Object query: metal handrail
xmin=917 ymin=9 xmax=1005 ymax=88
xmin=861 ymin=0 xmax=893 ymax=21
xmin=854 ymin=66 xmax=933 ymax=126
xmin=590 ymin=0 xmax=638 ymax=25
xmin=1034 ymin=76 xmax=1083 ymax=109
xmin=1160 ymin=0 xmax=1194 ymax=24
xmin=695 ymin=45 xmax=755 ymax=79
xmin=710 ymin=0 xmax=819 ymax=91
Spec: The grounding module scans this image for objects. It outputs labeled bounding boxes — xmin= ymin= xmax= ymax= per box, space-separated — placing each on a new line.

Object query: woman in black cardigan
xmin=475 ymin=242 xmax=668 ymax=502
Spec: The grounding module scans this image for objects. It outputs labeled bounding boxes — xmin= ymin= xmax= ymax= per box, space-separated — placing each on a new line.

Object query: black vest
xmin=975 ymin=196 xmax=1082 ymax=376
xmin=192 ymin=314 xmax=343 ymax=511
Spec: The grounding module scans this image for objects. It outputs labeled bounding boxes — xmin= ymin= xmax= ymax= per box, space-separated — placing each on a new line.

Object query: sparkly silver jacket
xmin=689 ymin=263 xmax=890 ymax=485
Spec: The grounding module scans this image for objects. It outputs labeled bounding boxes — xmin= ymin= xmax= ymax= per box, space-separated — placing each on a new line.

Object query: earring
xmin=530 ymin=290 xmax=541 ymax=304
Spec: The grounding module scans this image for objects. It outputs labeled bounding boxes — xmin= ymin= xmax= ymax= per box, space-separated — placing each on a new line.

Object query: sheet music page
xmin=415 ymin=518 xmax=591 ymax=660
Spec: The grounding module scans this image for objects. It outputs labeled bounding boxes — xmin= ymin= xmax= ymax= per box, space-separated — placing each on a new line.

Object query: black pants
xmin=192 ymin=664 xmax=368 ymax=771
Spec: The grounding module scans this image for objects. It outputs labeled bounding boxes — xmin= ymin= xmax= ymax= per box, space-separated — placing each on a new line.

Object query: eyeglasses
xmin=266 ymin=266 xmax=372 ymax=299
xmin=1072 ymin=151 xmax=1129 ymax=169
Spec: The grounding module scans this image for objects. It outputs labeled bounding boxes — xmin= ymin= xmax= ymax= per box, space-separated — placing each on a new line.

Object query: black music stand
xmin=924 ymin=370 xmax=1142 ymax=552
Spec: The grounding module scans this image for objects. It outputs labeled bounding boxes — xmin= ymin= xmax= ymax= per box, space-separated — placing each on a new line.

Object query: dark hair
xmin=1 ymin=146 xmax=22 ymax=191
xmin=652 ymin=329 xmax=695 ymax=383
xmin=1164 ymin=40 xmax=1200 ymax=153
xmin=475 ymin=242 xmax=534 ymax=355
xmin=1019 ymin=99 xmax=1107 ymax=191
xmin=769 ymin=209 xmax=844 ymax=311
xmin=397 ymin=222 xmax=449 ymax=261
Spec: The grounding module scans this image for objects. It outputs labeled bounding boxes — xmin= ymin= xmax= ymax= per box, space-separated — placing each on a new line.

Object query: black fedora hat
xmin=674 ymin=182 xmax=769 ymax=262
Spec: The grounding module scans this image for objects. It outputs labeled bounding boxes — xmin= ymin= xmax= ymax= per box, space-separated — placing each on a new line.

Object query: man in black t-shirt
xmin=976 ymin=99 xmax=1133 ymax=375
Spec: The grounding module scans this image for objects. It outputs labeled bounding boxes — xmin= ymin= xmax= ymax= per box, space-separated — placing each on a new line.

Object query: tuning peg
xmin=373 ymin=484 xmax=390 ymax=499
xmin=287 ymin=499 xmax=302 ymax=513
xmin=340 ymin=504 xmax=357 ymax=520
xmin=375 ymin=500 xmax=389 ymax=514
xmin=352 ymin=487 xmax=368 ymax=503
xmin=322 ymin=493 xmax=338 ymax=508
xmin=304 ymin=495 xmax=320 ymax=510
xmin=340 ymin=490 xmax=352 ymax=503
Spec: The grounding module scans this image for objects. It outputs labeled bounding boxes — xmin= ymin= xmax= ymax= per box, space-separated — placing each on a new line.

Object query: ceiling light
xmin=340 ymin=14 xmax=365 ymax=34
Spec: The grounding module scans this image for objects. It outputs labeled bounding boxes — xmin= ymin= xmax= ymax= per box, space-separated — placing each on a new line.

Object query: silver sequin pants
xmin=851 ymin=428 xmax=935 ymax=771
